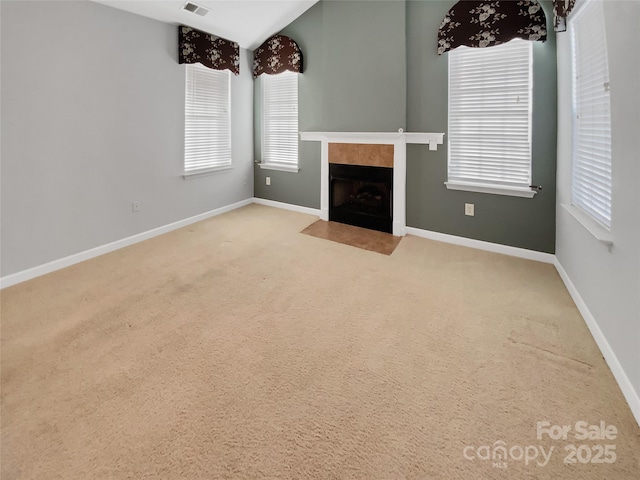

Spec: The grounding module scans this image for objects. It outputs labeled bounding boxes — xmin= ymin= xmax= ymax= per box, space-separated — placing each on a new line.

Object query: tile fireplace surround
xmin=300 ymin=131 xmax=445 ymax=236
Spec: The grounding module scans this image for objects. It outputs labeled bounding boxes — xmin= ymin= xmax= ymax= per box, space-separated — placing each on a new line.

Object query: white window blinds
xmin=570 ymin=0 xmax=612 ymax=229
xmin=263 ymin=72 xmax=299 ymax=169
xmin=184 ymin=64 xmax=231 ymax=175
xmin=448 ymin=39 xmax=533 ymax=188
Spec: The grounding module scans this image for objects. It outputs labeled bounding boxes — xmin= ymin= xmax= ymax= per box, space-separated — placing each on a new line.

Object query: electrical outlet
xmin=266 ymin=177 xmax=271 ymax=186
xmin=465 ymin=203 xmax=474 ymax=216
xmin=132 ymin=202 xmax=141 ymax=213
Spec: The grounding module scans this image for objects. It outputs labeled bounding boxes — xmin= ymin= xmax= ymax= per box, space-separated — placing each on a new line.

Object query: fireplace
xmin=299 ymin=130 xmax=445 ymax=236
xmin=329 ymin=163 xmax=393 ymax=233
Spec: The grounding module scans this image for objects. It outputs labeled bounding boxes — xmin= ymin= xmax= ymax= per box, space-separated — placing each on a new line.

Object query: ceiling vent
xmin=182 ymin=1 xmax=209 ymax=17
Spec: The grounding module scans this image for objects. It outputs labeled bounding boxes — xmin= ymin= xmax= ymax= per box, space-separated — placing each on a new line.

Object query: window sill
xmin=445 ymin=181 xmax=536 ymax=198
xmin=561 ymin=204 xmax=613 ymax=246
xmin=183 ymin=166 xmax=232 ymax=179
xmin=258 ymin=163 xmax=299 ymax=173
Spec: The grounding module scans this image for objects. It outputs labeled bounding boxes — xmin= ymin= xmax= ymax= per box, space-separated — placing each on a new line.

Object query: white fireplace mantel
xmin=300 ymin=131 xmax=445 ymax=237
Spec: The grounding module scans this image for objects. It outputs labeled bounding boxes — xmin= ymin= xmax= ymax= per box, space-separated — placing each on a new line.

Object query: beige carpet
xmin=1 ymin=204 xmax=639 ymax=479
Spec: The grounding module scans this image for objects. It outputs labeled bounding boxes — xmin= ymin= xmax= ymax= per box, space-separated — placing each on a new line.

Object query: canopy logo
xmin=463 ymin=420 xmax=618 ymax=469
xmin=463 ymin=441 xmax=553 ymax=469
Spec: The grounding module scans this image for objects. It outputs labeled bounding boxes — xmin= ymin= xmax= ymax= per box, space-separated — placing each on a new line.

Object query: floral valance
xmin=253 ymin=35 xmax=303 ymax=78
xmin=553 ymin=0 xmax=575 ymax=32
xmin=437 ymin=0 xmax=547 ymax=55
xmin=178 ymin=26 xmax=240 ymax=75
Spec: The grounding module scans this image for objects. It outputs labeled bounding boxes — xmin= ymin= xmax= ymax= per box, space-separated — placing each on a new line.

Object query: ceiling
xmin=92 ymin=0 xmax=318 ymax=50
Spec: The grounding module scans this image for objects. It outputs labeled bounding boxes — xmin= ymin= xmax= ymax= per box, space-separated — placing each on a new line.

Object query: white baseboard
xmin=0 ymin=198 xmax=253 ymax=289
xmin=405 ymin=226 xmax=555 ymax=264
xmin=252 ymin=197 xmax=321 ymax=217
xmin=553 ymin=259 xmax=640 ymax=428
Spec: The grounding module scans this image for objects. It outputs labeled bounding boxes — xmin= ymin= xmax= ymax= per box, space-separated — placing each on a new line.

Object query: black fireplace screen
xmin=329 ymin=163 xmax=393 ymax=233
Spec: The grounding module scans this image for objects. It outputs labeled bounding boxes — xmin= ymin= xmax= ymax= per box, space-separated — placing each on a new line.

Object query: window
xmin=184 ymin=64 xmax=231 ymax=176
xmin=446 ymin=39 xmax=534 ymax=197
xmin=262 ymin=71 xmax=299 ymax=172
xmin=570 ymin=0 xmax=612 ymax=229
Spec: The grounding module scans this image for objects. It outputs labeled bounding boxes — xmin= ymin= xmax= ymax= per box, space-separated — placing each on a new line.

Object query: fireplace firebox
xmin=329 ymin=163 xmax=393 ymax=233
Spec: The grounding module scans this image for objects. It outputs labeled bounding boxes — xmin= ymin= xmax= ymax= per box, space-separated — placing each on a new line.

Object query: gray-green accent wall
xmin=255 ymin=0 xmax=557 ymax=253
xmin=254 ymin=0 xmax=407 ymax=208
xmin=406 ymin=0 xmax=557 ymax=253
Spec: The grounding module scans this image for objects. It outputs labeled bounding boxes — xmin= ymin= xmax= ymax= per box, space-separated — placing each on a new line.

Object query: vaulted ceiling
xmin=92 ymin=0 xmax=318 ymax=50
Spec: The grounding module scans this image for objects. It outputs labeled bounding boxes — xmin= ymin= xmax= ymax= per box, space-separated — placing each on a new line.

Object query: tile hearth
xmin=301 ymin=220 xmax=402 ymax=256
